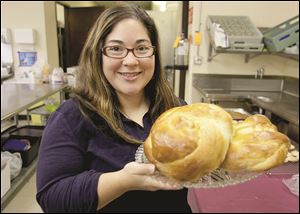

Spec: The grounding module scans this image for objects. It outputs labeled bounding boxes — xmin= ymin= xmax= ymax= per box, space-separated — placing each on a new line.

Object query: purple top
xmin=36 ymin=98 xmax=190 ymax=213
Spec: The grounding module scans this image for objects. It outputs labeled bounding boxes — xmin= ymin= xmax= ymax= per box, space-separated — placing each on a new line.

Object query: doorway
xmin=55 ymin=3 xmax=104 ymax=71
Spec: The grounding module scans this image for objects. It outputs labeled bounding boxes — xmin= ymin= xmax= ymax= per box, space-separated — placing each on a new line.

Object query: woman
xmin=36 ymin=4 xmax=191 ymax=213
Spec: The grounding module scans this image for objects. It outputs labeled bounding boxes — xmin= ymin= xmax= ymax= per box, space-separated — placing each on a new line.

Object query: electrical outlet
xmin=194 ymin=56 xmax=202 ymax=65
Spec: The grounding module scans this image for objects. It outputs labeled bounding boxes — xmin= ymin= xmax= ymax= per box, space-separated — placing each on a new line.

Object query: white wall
xmin=44 ymin=1 xmax=59 ymax=68
xmin=186 ymin=1 xmax=299 ymax=103
xmin=1 ymin=1 xmax=59 ymax=72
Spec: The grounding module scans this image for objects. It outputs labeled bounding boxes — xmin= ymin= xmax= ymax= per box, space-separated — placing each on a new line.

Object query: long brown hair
xmin=72 ymin=3 xmax=181 ymax=144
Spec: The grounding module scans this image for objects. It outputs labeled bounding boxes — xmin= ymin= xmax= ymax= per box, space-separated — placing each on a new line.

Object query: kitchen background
xmin=2 ymin=1 xmax=299 ymax=103
xmin=1 ymin=1 xmax=299 ymax=213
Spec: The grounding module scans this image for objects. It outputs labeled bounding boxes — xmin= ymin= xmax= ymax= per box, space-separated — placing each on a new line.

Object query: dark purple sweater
xmin=36 ymin=98 xmax=191 ymax=213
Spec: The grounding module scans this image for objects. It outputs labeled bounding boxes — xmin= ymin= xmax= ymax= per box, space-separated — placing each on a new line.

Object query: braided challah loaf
xmin=221 ymin=114 xmax=291 ymax=172
xmin=144 ymin=103 xmax=233 ymax=182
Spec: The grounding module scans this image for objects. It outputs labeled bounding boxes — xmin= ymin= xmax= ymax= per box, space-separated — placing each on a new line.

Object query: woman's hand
xmin=97 ymin=162 xmax=182 ymax=210
xmin=118 ymin=162 xmax=183 ymax=192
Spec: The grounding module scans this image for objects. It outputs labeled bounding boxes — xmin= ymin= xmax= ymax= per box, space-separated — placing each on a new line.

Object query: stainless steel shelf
xmin=1 ymin=83 xmax=68 ymax=121
xmin=207 ymin=28 xmax=299 ymax=63
xmin=1 ymin=83 xmax=68 ymax=210
xmin=208 ymin=41 xmax=299 ymax=63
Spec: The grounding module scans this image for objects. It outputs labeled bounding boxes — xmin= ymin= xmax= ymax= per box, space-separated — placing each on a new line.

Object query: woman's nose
xmin=122 ymin=51 xmax=139 ymax=66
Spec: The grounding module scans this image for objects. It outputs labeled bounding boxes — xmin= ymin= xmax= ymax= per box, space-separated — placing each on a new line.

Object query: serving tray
xmin=135 ymin=145 xmax=262 ymax=188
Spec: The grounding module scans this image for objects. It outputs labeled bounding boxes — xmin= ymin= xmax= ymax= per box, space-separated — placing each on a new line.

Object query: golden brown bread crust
xmin=144 ymin=103 xmax=233 ymax=182
xmin=221 ymin=114 xmax=291 ymax=172
xmin=226 ymin=110 xmax=249 ymax=120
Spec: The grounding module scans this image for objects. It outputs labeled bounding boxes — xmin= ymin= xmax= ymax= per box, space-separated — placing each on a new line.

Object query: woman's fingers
xmin=124 ymin=162 xmax=155 ymax=175
xmin=122 ymin=162 xmax=183 ymax=191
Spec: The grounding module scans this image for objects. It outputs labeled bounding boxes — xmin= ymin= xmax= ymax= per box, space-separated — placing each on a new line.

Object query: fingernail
xmin=149 ymin=164 xmax=155 ymax=173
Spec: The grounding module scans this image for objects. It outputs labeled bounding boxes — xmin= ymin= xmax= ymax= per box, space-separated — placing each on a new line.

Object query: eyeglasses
xmin=102 ymin=45 xmax=156 ymax=59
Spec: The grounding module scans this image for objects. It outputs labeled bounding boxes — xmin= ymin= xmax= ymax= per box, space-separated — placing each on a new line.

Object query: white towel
xmin=212 ymin=23 xmax=229 ymax=48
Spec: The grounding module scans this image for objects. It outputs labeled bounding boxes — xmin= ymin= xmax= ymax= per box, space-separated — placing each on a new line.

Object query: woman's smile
xmin=118 ymin=71 xmax=143 ymax=81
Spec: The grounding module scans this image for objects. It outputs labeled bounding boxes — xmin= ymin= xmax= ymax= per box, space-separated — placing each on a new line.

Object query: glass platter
xmin=135 ymin=145 xmax=262 ymax=188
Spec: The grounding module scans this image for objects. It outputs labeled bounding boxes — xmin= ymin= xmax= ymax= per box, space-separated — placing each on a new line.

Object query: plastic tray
xmin=135 ymin=145 xmax=261 ymax=188
xmin=2 ymin=137 xmax=40 ymax=167
xmin=207 ymin=15 xmax=264 ymax=52
xmin=2 ymin=125 xmax=44 ymax=167
xmin=263 ymin=15 xmax=299 ymax=52
xmin=9 ymin=125 xmax=44 ymax=140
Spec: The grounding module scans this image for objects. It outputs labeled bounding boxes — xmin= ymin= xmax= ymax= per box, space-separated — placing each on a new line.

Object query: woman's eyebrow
xmin=106 ymin=39 xmax=151 ymax=45
xmin=136 ymin=39 xmax=151 ymax=44
xmin=106 ymin=40 xmax=124 ymax=44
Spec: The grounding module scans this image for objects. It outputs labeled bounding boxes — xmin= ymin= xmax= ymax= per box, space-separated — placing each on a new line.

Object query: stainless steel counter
xmin=197 ymin=89 xmax=281 ymax=102
xmin=250 ymin=93 xmax=299 ymax=126
xmin=195 ymin=87 xmax=299 ymax=126
xmin=1 ymin=83 xmax=68 ymax=121
xmin=1 ymin=83 xmax=68 ymax=210
xmin=193 ymin=74 xmax=299 ymax=127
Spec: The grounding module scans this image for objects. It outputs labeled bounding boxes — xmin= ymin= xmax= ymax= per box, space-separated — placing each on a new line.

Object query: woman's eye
xmin=109 ymin=46 xmax=124 ymax=52
xmin=136 ymin=46 xmax=149 ymax=52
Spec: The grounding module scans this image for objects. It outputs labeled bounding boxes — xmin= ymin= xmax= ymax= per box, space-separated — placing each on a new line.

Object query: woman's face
xmin=102 ymin=18 xmax=155 ymax=97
